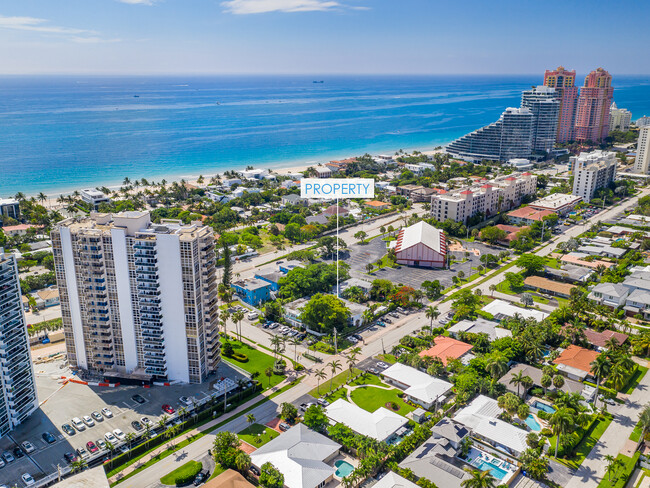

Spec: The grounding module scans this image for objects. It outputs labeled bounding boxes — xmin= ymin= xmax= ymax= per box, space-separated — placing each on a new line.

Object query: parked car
xmin=21 ymin=473 xmax=35 ymax=486
xmin=13 ymin=447 xmax=24 ymax=458
xmin=113 ymin=429 xmax=126 ymax=441
xmin=193 ymin=471 xmax=208 ymax=486
xmin=317 ymin=399 xmax=329 ymax=407
xmin=71 ymin=417 xmax=86 ymax=431
xmin=131 ymin=421 xmax=144 ymax=432
xmin=42 ymin=432 xmax=56 ymax=444
xmin=162 ymin=404 xmax=175 ymax=414
xmin=141 ymin=417 xmax=152 ymax=427
xmin=86 ymin=441 xmax=99 ymax=454
xmin=249 ymin=466 xmax=260 ymax=476
xmin=92 ymin=411 xmax=104 ymax=422
xmin=247 ymin=312 xmax=258 ymax=321
xmin=82 ymin=415 xmax=95 ymax=427
xmin=20 ymin=442 xmax=35 ymax=454
xmin=132 ymin=394 xmax=146 ymax=404
xmin=63 ymin=452 xmax=77 ymax=464
xmin=101 ymin=407 xmax=114 ymax=418
xmin=119 ymin=445 xmax=129 ymax=454
xmin=76 ymin=447 xmax=88 ymax=459
xmin=104 ymin=432 xmax=117 ymax=443
xmin=179 ymin=396 xmax=192 ymax=406
xmin=61 ymin=424 xmax=75 ymax=436
xmin=96 ymin=439 xmax=107 ymax=451
xmin=376 ymin=361 xmax=389 ymax=369
xmin=278 ymin=423 xmax=290 ymax=431
xmin=348 ymin=337 xmax=358 ymax=344
xmin=2 ymin=452 xmax=15 ymax=463
xmin=0 ymin=458 xmax=5 ymax=469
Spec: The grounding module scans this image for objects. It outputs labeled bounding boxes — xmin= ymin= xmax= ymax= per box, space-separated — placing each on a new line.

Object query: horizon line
xmin=1 ymin=72 xmax=649 ymax=77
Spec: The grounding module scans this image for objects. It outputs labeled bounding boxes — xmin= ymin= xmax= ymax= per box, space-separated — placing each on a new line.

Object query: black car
xmin=131 ymin=421 xmax=144 ymax=431
xmin=42 ymin=431 xmax=57 ymax=444
xmin=249 ymin=466 xmax=260 ymax=476
xmin=61 ymin=424 xmax=75 ymax=436
xmin=132 ymin=394 xmax=146 ymax=404
xmin=13 ymin=447 xmax=24 ymax=458
xmin=193 ymin=471 xmax=208 ymax=486
xmin=63 ymin=452 xmax=77 ymax=463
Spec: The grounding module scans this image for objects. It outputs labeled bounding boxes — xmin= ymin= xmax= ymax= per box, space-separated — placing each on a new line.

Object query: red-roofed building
xmin=553 ymin=345 xmax=600 ymax=381
xmin=1 ymin=224 xmax=41 ymax=237
xmin=507 ymin=207 xmax=555 ymax=225
xmin=419 ymin=336 xmax=473 ymax=366
xmin=365 ymin=200 xmax=390 ymax=209
xmin=481 ymin=224 xmax=530 ymax=245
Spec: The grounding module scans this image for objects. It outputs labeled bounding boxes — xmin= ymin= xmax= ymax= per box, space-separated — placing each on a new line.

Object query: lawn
xmin=308 ymin=368 xmax=362 ymax=397
xmin=238 ymin=423 xmax=279 ymax=447
xmin=206 ymin=464 xmax=227 ymax=481
xmin=622 ymin=365 xmax=649 ymax=395
xmin=630 ymin=423 xmax=643 ymax=443
xmin=545 ymin=256 xmax=561 ymax=269
xmin=322 ymin=372 xmax=385 ymax=402
xmin=596 ymin=453 xmax=640 ymax=488
xmin=221 ymin=339 xmax=285 ymax=388
xmin=377 ymin=354 xmax=397 ymax=364
xmin=551 ymin=414 xmax=612 ymax=469
xmin=350 ymin=385 xmax=415 ymax=416
xmin=160 ymin=460 xmax=202 ymax=486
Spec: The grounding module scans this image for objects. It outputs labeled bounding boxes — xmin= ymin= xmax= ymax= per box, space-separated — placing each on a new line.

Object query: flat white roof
xmin=396 ymin=221 xmax=445 ymax=254
xmin=382 ymin=363 xmax=452 ymax=405
xmin=326 ymin=399 xmax=408 ymax=442
xmin=530 ymin=193 xmax=582 ymax=209
xmin=481 ymin=299 xmax=549 ymax=321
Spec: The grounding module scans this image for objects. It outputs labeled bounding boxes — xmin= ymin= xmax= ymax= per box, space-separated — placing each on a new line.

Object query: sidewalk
xmin=108 ymin=375 xmax=297 ymax=484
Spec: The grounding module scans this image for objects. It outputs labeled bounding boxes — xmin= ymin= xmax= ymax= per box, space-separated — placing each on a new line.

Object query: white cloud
xmin=0 ymin=15 xmax=116 ymax=42
xmin=116 ymin=0 xmax=157 ymax=5
xmin=222 ymin=0 xmax=346 ymax=14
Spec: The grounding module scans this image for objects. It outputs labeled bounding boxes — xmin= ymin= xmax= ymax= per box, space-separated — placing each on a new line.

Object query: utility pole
xmin=381 ymin=338 xmax=385 ymax=354
xmin=334 ymin=328 xmax=338 ymax=355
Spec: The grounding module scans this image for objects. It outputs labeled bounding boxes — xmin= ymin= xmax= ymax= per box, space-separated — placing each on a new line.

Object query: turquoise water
xmin=2 ymin=75 xmax=650 ymax=196
xmin=525 ymin=414 xmax=541 ymax=431
xmin=335 ymin=460 xmax=354 ymax=477
xmin=533 ymin=401 xmax=556 ymax=414
xmin=473 ymin=460 xmax=508 ymax=480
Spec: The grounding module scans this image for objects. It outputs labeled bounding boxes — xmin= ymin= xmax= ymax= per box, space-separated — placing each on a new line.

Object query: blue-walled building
xmin=254 ymin=271 xmax=283 ymax=292
xmin=231 ymin=278 xmax=272 ymax=306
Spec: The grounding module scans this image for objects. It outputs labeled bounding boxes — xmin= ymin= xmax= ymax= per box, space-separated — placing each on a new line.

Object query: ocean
xmin=1 ymin=75 xmax=649 ymax=196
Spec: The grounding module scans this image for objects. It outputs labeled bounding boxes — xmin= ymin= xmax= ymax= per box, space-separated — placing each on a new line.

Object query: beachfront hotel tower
xmin=521 ymin=86 xmax=560 ymax=153
xmin=51 ymin=211 xmax=220 ymax=384
xmin=445 ymin=107 xmax=534 ymax=162
xmin=543 ymin=66 xmax=578 ymax=143
xmin=0 ymin=249 xmax=38 ymax=438
xmin=634 ymin=126 xmax=650 ymax=174
xmin=574 ymin=68 xmax=614 ymax=143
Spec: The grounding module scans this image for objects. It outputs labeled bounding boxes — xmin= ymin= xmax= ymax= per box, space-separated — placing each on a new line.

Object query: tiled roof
xmin=582 ymin=328 xmax=628 ymax=348
xmin=553 ymin=345 xmax=600 ymax=374
xmin=524 ymin=276 xmax=576 ymax=295
xmin=419 ymin=336 xmax=473 ymax=366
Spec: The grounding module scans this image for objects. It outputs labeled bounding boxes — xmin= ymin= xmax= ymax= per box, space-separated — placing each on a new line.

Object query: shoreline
xmin=30 ymin=143 xmax=446 ymax=209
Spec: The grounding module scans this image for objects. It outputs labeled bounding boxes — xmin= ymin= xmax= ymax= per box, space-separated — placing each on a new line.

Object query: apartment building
xmin=0 ymin=249 xmax=38 ymax=438
xmin=574 ymin=68 xmax=614 ymax=142
xmin=571 ymin=150 xmax=617 ymax=203
xmin=543 ymin=66 xmax=578 ymax=143
xmin=429 ymin=173 xmax=537 ymax=224
xmin=634 ymin=126 xmax=650 ymax=174
xmin=609 ymin=102 xmax=632 ymax=132
xmin=521 ymin=85 xmax=560 ymax=153
xmin=51 ymin=211 xmax=220 ymax=384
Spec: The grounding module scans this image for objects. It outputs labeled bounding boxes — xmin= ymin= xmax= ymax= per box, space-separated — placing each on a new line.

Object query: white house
xmin=80 ymin=189 xmax=110 ymax=209
xmin=447 ymin=318 xmax=512 ymax=342
xmin=372 ymin=472 xmax=420 ymax=488
xmin=250 ymin=424 xmax=341 ymax=488
xmin=394 ymin=221 xmax=447 ymax=268
xmin=481 ymin=299 xmax=549 ymax=321
xmin=315 ymin=166 xmax=332 ymax=178
xmin=588 ymin=282 xmax=629 ymax=308
xmin=382 ymin=363 xmax=452 ymax=410
xmin=325 ymin=399 xmax=408 ymax=442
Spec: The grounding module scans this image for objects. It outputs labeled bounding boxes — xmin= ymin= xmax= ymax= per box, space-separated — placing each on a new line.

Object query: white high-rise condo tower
xmin=52 ymin=212 xmax=220 ymax=384
xmin=521 ymin=86 xmax=560 ymax=153
xmin=0 ymin=249 xmax=38 ymax=438
xmin=634 ymin=126 xmax=650 ymax=175
xmin=571 ymin=150 xmax=618 ymax=203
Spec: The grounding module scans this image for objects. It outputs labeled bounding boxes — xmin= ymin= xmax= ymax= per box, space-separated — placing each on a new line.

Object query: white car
xmin=20 ymin=441 xmax=35 ymax=454
xmin=71 ymin=417 xmax=86 ymax=431
xmin=113 ymin=429 xmax=126 ymax=441
xmin=104 ymin=432 xmax=117 ymax=443
xmin=21 ymin=473 xmax=35 ymax=486
xmin=179 ymin=396 xmax=192 ymax=406
xmin=101 ymin=407 xmax=114 ymax=418
xmin=96 ymin=439 xmax=107 ymax=450
xmin=82 ymin=415 xmax=95 ymax=427
xmin=141 ymin=417 xmax=152 ymax=426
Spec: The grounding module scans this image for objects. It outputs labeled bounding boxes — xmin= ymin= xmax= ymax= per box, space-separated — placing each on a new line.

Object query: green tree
xmin=541 ymin=374 xmax=552 ymax=395
xmin=221 ymin=239 xmax=232 ymax=286
xmin=314 ymin=369 xmax=326 ymax=395
xmin=234 ymin=451 xmax=251 ymax=473
xmin=301 ymin=294 xmax=350 ymax=334
xmin=550 ymin=407 xmax=575 ymax=458
xmin=284 ymin=222 xmax=302 ymax=242
xmin=354 ymin=230 xmax=367 ymax=243
xmin=280 ymin=402 xmax=298 ymax=423
xmin=480 ymin=226 xmax=507 ymax=245
xmin=303 ymin=405 xmax=329 ymax=432
xmin=516 ymin=254 xmax=546 ymax=275
xmin=246 ymin=413 xmax=256 ymax=428
xmin=259 ymin=462 xmax=284 ymax=488
xmin=328 ymin=359 xmax=342 ymax=391
xmin=212 ymin=431 xmax=241 ymax=468
xmin=461 ymin=468 xmax=497 ymax=488
xmin=425 ymin=306 xmax=440 ymax=329
xmin=505 ymin=272 xmax=524 ymax=289
xmin=590 ymin=355 xmax=611 ymax=408
xmin=265 ymin=367 xmax=274 ymax=386
xmin=552 ymin=375 xmax=565 ymax=389
xmin=485 ymin=354 xmax=508 ymax=380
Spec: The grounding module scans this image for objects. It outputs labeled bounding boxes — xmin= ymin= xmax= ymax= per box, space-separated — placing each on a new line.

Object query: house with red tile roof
xmin=419 ymin=336 xmax=473 ymax=366
xmin=507 ymin=207 xmax=555 ymax=225
xmin=553 ymin=345 xmax=600 ymax=381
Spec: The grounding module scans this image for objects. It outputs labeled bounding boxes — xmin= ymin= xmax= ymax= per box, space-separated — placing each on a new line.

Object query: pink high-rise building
xmin=543 ymin=66 xmax=578 ymax=143
xmin=574 ymin=68 xmax=614 ymax=142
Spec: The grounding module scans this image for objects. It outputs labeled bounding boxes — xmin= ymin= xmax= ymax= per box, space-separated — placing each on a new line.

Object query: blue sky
xmin=1 ymin=0 xmax=648 ymax=75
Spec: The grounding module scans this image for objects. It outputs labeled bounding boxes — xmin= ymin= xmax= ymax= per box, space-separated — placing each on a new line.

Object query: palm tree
xmin=550 ymin=407 xmax=575 ymax=458
xmin=270 ymin=335 xmax=283 ymax=359
xmin=590 ymin=355 xmax=611 ymax=409
xmin=124 ymin=432 xmax=135 ymax=458
xmin=425 ymin=306 xmax=440 ymax=328
xmin=289 ymin=335 xmax=302 ymax=363
xmin=37 ymin=192 xmax=47 ymax=206
xmin=345 ymin=348 xmax=360 ymax=379
xmin=265 ymin=366 xmax=273 ymax=386
xmin=246 ymin=413 xmax=256 ymax=428
xmin=485 ymin=354 xmax=508 ymax=380
xmin=552 ymin=374 xmax=565 ymax=390
xmin=70 ymin=458 xmax=87 ymax=473
xmin=328 ymin=360 xmax=342 ymax=392
xmin=541 ymin=374 xmax=552 ymax=396
xmin=158 ymin=414 xmax=168 ymax=431
xmin=509 ymin=371 xmax=525 ymax=398
xmin=461 ymin=468 xmax=497 ymax=488
xmin=608 ymin=363 xmax=627 ymax=391
xmin=638 ymin=404 xmax=650 ymax=441
xmin=315 ymin=369 xmax=326 ymax=395
xmin=489 ymin=284 xmax=497 ymax=297
xmin=232 ymin=310 xmax=244 ymax=342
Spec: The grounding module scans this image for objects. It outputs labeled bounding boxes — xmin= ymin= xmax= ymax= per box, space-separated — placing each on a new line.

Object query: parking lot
xmin=0 ymin=359 xmax=248 ymax=487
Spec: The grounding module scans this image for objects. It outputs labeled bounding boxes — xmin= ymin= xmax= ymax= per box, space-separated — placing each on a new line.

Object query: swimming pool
xmin=533 ymin=401 xmax=556 ymax=414
xmin=525 ymin=414 xmax=541 ymax=431
xmin=335 ymin=460 xmax=355 ymax=478
xmin=472 ymin=459 xmax=509 ymax=480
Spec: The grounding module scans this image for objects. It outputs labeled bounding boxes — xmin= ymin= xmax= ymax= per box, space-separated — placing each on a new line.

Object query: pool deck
xmin=331 ymin=453 xmax=358 ymax=481
xmin=464 ymin=445 xmax=518 ymax=485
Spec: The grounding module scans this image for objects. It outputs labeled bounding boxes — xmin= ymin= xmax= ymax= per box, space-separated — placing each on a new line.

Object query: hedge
xmin=232 ymin=352 xmax=248 ymax=362
xmin=160 ymin=460 xmax=202 ymax=486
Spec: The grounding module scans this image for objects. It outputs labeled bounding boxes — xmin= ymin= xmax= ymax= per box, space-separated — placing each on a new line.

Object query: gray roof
xmin=282 ymin=194 xmax=301 ymax=203
xmin=306 ymin=214 xmax=330 ymax=225
xmin=430 ymin=418 xmax=469 ymax=445
xmin=399 ymin=439 xmax=470 ymax=488
xmin=590 ymin=282 xmax=630 ymax=298
xmin=545 ymin=264 xmax=594 ymax=282
xmin=255 ymin=271 xmax=284 ymax=284
xmin=627 ymin=288 xmax=650 ymax=306
xmin=447 ymin=318 xmax=512 ymax=342
xmin=250 ymin=424 xmax=341 ymax=488
xmin=232 ymin=278 xmax=271 ymax=292
xmin=499 ymin=363 xmax=584 ymax=395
